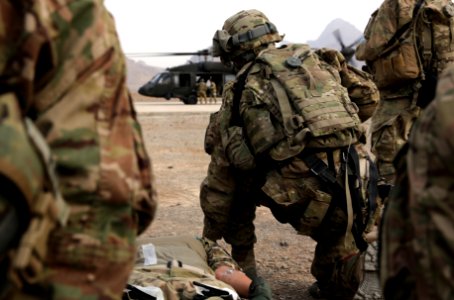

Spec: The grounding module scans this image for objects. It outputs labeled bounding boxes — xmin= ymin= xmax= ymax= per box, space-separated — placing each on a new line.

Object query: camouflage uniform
xmin=355 ymin=2 xmax=454 ymax=299
xmin=197 ymin=79 xmax=208 ymax=104
xmin=209 ymin=81 xmax=217 ymax=104
xmin=356 ymin=0 xmax=454 ymax=185
xmin=379 ymin=64 xmax=454 ymax=300
xmin=202 ymin=10 xmax=380 ymax=299
xmin=0 ymin=1 xmax=157 ymax=299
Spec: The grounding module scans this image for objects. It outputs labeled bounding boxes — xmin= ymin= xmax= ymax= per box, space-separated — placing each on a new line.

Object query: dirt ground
xmin=135 ymin=95 xmax=317 ymax=299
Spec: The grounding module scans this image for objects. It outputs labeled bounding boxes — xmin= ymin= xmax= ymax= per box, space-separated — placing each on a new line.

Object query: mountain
xmin=126 ymin=59 xmax=163 ymax=93
xmin=307 ymin=18 xmax=363 ymax=49
xmin=306 ymin=18 xmax=364 ymax=66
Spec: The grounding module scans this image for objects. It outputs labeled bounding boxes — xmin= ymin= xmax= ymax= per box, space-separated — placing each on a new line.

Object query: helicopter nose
xmin=138 ymin=85 xmax=148 ymax=96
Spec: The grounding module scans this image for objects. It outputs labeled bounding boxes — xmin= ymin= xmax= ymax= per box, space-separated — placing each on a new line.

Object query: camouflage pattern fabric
xmin=379 ymin=64 xmax=454 ymax=300
xmin=356 ymin=0 xmax=454 ymax=184
xmin=197 ymin=80 xmax=208 ymax=104
xmin=370 ymin=97 xmax=421 ymax=183
xmin=0 ymin=0 xmax=157 ymax=299
xmin=128 ymin=236 xmax=240 ymax=300
xmin=209 ymin=82 xmax=217 ymax=104
xmin=201 ymin=44 xmax=380 ymax=298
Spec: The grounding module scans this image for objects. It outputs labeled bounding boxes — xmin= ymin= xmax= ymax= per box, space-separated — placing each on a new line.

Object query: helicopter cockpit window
xmin=149 ymin=73 xmax=166 ymax=84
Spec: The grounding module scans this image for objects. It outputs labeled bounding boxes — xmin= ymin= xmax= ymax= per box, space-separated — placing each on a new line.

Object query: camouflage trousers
xmin=370 ymin=97 xmax=420 ymax=184
xmin=295 ymin=204 xmax=364 ymax=299
xmin=200 ymin=162 xmax=261 ymax=277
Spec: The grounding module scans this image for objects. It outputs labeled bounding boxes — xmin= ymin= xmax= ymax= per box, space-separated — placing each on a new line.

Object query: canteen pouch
xmin=371 ymin=36 xmax=422 ymax=88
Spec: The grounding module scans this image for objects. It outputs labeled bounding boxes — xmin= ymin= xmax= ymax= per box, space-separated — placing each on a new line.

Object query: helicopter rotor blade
xmin=126 ymin=49 xmax=212 ymax=58
xmin=333 ymin=29 xmax=346 ymax=49
xmin=346 ymin=35 xmax=364 ymax=50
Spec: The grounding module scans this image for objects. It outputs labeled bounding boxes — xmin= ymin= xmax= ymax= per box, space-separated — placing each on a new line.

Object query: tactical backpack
xmin=252 ymin=43 xmax=363 ymax=161
xmin=356 ymin=0 xmax=454 ymax=106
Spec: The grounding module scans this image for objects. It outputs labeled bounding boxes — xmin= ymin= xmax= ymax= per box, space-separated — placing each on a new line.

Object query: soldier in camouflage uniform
xmin=201 ymin=9 xmax=380 ymax=299
xmin=379 ymin=63 xmax=454 ymax=300
xmin=0 ymin=0 xmax=157 ymax=299
xmin=355 ymin=2 xmax=454 ymax=299
xmin=197 ymin=79 xmax=208 ymax=104
xmin=356 ymin=0 xmax=454 ymax=190
xmin=126 ymin=235 xmax=272 ymax=299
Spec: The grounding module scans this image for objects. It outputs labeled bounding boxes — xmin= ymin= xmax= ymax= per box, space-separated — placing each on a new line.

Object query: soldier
xmin=355 ymin=2 xmax=454 ymax=298
xmin=197 ymin=78 xmax=208 ymax=104
xmin=356 ymin=0 xmax=454 ymax=195
xmin=200 ymin=9 xmax=380 ymax=299
xmin=379 ymin=63 xmax=454 ymax=300
xmin=209 ymin=80 xmax=218 ymax=104
xmin=0 ymin=0 xmax=157 ymax=299
xmin=126 ymin=235 xmax=272 ymax=300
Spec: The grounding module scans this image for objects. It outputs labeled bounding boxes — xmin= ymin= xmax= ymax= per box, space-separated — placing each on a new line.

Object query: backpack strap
xmin=302 ymin=148 xmax=369 ymax=252
xmin=230 ymin=63 xmax=254 ymax=127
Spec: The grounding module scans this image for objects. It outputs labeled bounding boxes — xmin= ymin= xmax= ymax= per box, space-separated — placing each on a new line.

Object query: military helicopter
xmin=135 ymin=30 xmax=363 ymax=105
xmin=134 ymin=49 xmax=235 ymax=105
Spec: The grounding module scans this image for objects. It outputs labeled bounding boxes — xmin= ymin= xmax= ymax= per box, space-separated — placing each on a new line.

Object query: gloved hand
xmin=249 ymin=276 xmax=272 ymax=300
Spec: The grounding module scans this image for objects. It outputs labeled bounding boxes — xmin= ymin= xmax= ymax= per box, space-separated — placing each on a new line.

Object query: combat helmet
xmin=212 ymin=9 xmax=283 ymax=65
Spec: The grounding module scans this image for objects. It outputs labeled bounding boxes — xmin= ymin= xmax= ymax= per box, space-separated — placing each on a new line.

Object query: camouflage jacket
xmin=379 ymin=63 xmax=454 ymax=300
xmin=0 ymin=0 xmax=157 ymax=295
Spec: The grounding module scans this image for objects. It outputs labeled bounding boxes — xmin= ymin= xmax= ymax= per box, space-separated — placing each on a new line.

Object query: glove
xmin=249 ymin=276 xmax=272 ymax=300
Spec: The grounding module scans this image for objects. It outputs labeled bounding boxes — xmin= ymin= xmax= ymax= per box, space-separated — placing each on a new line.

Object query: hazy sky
xmin=104 ymin=0 xmax=384 ymax=68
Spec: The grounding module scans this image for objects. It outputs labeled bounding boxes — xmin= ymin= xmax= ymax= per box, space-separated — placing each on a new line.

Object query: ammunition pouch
xmin=371 ymin=34 xmax=423 ymax=89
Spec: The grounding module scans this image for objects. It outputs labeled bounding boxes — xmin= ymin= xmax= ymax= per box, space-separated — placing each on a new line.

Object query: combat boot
xmin=308 ymin=282 xmax=356 ymax=300
xmin=231 ymin=246 xmax=257 ymax=278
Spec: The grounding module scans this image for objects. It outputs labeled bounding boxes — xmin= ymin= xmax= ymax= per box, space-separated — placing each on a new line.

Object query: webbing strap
xmin=25 ymin=119 xmax=69 ymax=226
xmin=302 ymin=149 xmax=369 ymax=252
xmin=231 ymin=23 xmax=277 ymax=46
xmin=344 ymin=154 xmax=354 ymax=249
xmin=302 ymin=153 xmax=337 ymax=184
xmin=418 ymin=1 xmax=432 ymax=72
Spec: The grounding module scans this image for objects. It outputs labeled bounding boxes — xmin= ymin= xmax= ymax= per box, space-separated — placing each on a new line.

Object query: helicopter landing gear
xmin=164 ymin=92 xmax=173 ymax=100
xmin=186 ymin=95 xmax=198 ymax=105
